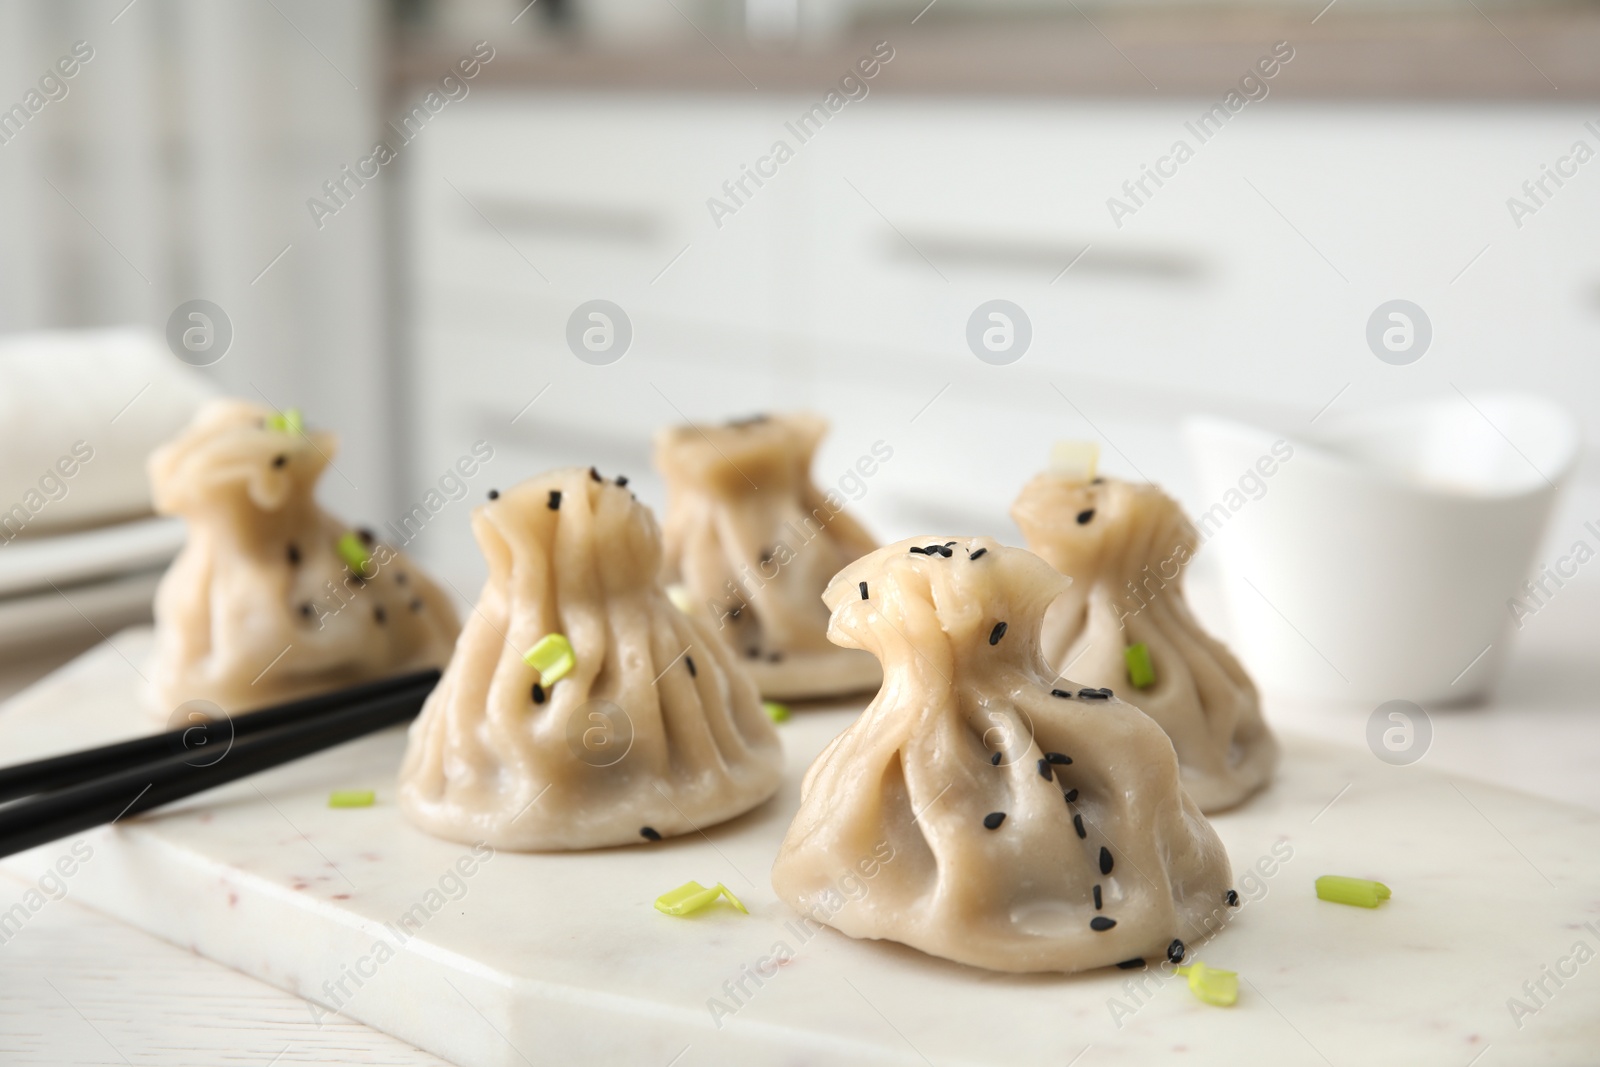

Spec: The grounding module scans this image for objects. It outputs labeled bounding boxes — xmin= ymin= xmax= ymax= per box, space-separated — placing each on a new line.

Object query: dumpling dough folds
xmin=656 ymin=413 xmax=880 ymax=700
xmin=398 ymin=468 xmax=783 ymax=851
xmin=772 ymin=537 xmax=1233 ymax=974
xmin=1012 ymin=474 xmax=1278 ymax=812
xmin=147 ymin=399 xmax=459 ymax=720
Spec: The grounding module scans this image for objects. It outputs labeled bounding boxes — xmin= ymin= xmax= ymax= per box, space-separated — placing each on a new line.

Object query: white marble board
xmin=2 ymin=629 xmax=1597 ymax=1067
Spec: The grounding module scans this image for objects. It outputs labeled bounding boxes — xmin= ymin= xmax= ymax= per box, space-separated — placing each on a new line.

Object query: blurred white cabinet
xmin=403 ymin=93 xmax=1600 ymax=589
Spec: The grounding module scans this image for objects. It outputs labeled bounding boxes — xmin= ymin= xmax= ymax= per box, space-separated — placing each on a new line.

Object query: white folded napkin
xmin=0 ymin=329 xmax=214 ymax=538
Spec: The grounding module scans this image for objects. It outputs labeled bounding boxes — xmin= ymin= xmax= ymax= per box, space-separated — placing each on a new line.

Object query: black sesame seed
xmin=287 ymin=544 xmax=301 ymax=565
xmin=859 ymin=581 xmax=869 ymax=600
xmin=373 ymin=606 xmax=386 ymax=625
xmin=1076 ymin=509 xmax=1095 ymax=525
xmin=410 ymin=598 xmax=423 ymax=612
xmin=1225 ymin=889 xmax=1239 ymax=907
xmin=1079 ymin=687 xmax=1113 ymax=700
xmin=1074 ymin=813 xmax=1086 ymax=838
xmin=640 ymin=827 xmax=661 ymax=841
xmin=1064 ymin=788 xmax=1079 ymax=803
xmin=747 ymin=647 xmax=761 ymax=659
xmin=1050 ymin=688 xmax=1072 ymax=699
xmin=1037 ymin=758 xmax=1052 ymax=781
xmin=615 ymin=475 xmax=628 ymax=487
xmin=983 ymin=812 xmax=1005 ymax=830
xmin=396 ymin=572 xmax=408 ymax=585
xmin=936 ymin=545 xmax=953 ymax=558
xmin=989 ymin=622 xmax=1007 ymax=646
xmin=1167 ymin=939 xmax=1186 ymax=964
xmin=1116 ymin=958 xmax=1144 ymax=970
xmin=358 ymin=527 xmax=375 ymax=545
xmin=990 ymin=752 xmax=1002 ymax=766
xmin=1093 ymin=884 xmax=1103 ymax=909
xmin=908 ymin=546 xmax=928 ymax=555
xmin=759 ymin=548 xmax=774 ymax=565
xmin=1091 ymin=916 xmax=1117 ymax=932
xmin=767 ymin=652 xmax=782 ymax=663
xmin=590 ymin=467 xmax=602 ymax=482
xmin=272 ymin=454 xmax=287 ymax=468
xmin=1045 ymin=752 xmax=1071 ymax=765
xmin=1093 ymin=477 xmax=1104 ymax=485
xmin=488 ymin=489 xmax=499 ymax=500
xmin=548 ymin=490 xmax=562 ymax=510
xmin=532 ymin=682 xmax=546 ymax=704
xmin=298 ymin=603 xmax=314 ymax=620
xmin=969 ymin=547 xmax=988 ymax=560
xmin=1099 ymin=847 xmax=1114 ymax=875
xmin=686 ymin=655 xmax=697 ymax=677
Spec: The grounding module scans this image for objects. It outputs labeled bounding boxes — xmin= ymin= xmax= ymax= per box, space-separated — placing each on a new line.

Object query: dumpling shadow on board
xmin=398 ymin=467 xmax=784 ymax=853
xmin=655 ymin=412 xmax=883 ymax=703
xmin=145 ymin=399 xmax=460 ymax=723
xmin=1013 ymin=472 xmax=1278 ymax=814
xmin=772 ymin=537 xmax=1236 ymax=976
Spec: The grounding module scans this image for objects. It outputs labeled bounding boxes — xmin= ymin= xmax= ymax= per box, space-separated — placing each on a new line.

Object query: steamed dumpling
xmin=147 ymin=399 xmax=459 ymax=719
xmin=771 ymin=537 xmax=1233 ymax=974
xmin=398 ymin=467 xmax=783 ymax=851
xmin=1012 ymin=473 xmax=1277 ymax=812
xmin=655 ymin=412 xmax=880 ymax=700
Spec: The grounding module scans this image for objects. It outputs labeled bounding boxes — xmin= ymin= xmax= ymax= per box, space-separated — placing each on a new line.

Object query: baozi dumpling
xmin=771 ymin=537 xmax=1233 ymax=974
xmin=1011 ymin=473 xmax=1277 ymax=812
xmin=147 ymin=399 xmax=459 ymax=720
xmin=655 ymin=412 xmax=880 ymax=700
xmin=398 ymin=467 xmax=783 ymax=851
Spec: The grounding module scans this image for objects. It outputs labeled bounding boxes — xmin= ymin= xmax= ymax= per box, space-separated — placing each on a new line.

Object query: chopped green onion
xmin=522 ymin=633 xmax=576 ymax=685
xmin=1125 ymin=643 xmax=1156 ymax=689
xmin=336 ymin=531 xmax=371 ymax=575
xmin=1316 ymin=875 xmax=1391 ymax=908
xmin=1176 ymin=960 xmax=1238 ymax=1006
xmin=328 ymin=790 xmax=375 ymax=808
xmin=763 ymin=701 xmax=791 ymax=723
xmin=266 ymin=408 xmax=304 ymax=435
xmin=654 ymin=880 xmax=748 ymax=917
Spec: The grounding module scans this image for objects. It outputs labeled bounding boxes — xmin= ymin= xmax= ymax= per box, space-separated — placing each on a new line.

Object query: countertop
xmin=391 ymin=9 xmax=1600 ymax=99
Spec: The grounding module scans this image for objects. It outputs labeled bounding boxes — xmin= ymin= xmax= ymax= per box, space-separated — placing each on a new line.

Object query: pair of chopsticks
xmin=0 ymin=669 xmax=439 ymax=860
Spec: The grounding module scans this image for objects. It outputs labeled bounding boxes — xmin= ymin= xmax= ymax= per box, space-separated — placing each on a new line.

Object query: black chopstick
xmin=0 ymin=668 xmax=439 ymax=804
xmin=0 ymin=674 xmax=437 ymax=860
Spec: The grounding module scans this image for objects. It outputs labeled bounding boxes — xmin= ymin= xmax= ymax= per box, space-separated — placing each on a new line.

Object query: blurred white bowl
xmin=1185 ymin=393 xmax=1579 ymax=705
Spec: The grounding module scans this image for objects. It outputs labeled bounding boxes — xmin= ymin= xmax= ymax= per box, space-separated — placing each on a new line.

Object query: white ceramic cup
xmin=1184 ymin=393 xmax=1580 ymax=705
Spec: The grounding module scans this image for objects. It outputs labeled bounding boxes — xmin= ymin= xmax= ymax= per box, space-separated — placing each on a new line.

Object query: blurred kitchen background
xmin=1 ymin=0 xmax=1597 ymax=777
